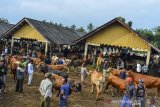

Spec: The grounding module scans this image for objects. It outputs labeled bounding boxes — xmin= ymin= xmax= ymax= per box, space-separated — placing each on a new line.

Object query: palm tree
xmin=70 ymin=25 xmax=76 ymax=30
xmin=87 ymin=23 xmax=94 ymax=32
xmin=77 ymin=27 xmax=85 ymax=32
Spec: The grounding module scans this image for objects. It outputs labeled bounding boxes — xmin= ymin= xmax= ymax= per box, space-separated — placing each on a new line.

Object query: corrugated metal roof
xmin=2 ymin=17 xmax=86 ymax=45
xmin=0 ymin=23 xmax=14 ymax=37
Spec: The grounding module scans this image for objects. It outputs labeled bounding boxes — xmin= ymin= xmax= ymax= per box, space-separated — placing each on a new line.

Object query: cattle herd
xmin=1 ymin=53 xmax=160 ymax=106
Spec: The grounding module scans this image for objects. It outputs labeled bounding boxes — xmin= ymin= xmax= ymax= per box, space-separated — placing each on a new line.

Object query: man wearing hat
xmin=39 ymin=73 xmax=53 ymax=107
xmin=135 ymin=79 xmax=146 ymax=107
xmin=16 ymin=63 xmax=25 ymax=93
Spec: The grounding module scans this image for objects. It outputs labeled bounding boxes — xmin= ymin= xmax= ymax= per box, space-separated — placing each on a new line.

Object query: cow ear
xmin=110 ymin=72 xmax=113 ymax=76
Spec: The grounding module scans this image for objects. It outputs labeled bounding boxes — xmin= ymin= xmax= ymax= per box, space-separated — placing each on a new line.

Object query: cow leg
xmin=56 ymin=89 xmax=60 ymax=97
xmin=67 ymin=67 xmax=70 ymax=73
xmin=96 ymin=85 xmax=100 ymax=100
xmin=90 ymin=82 xmax=94 ymax=94
xmin=110 ymin=87 xmax=115 ymax=97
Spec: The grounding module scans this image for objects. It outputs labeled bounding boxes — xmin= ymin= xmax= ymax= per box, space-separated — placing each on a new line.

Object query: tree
xmin=117 ymin=16 xmax=126 ymax=23
xmin=59 ymin=23 xmax=63 ymax=27
xmin=127 ymin=21 xmax=132 ymax=27
xmin=87 ymin=23 xmax=94 ymax=32
xmin=77 ymin=27 xmax=85 ymax=32
xmin=135 ymin=29 xmax=154 ymax=42
xmin=70 ymin=25 xmax=76 ymax=30
xmin=117 ymin=16 xmax=133 ymax=28
xmin=0 ymin=18 xmax=9 ymax=24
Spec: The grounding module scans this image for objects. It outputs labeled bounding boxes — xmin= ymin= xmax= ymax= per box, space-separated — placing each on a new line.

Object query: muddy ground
xmin=0 ymin=68 xmax=160 ymax=107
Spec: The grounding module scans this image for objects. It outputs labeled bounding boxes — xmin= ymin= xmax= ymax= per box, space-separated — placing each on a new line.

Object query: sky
xmin=0 ymin=0 xmax=160 ymax=30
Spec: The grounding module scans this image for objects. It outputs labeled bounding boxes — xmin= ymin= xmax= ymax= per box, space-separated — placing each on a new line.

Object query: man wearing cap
xmin=16 ymin=63 xmax=25 ymax=93
xmin=121 ymin=77 xmax=136 ymax=107
xmin=135 ymin=79 xmax=146 ymax=107
xmin=39 ymin=73 xmax=53 ymax=107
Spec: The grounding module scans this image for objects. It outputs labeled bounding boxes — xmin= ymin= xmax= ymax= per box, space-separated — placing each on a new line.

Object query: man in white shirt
xmin=39 ymin=73 xmax=53 ymax=107
xmin=27 ymin=60 xmax=34 ymax=86
xmin=137 ymin=62 xmax=141 ymax=73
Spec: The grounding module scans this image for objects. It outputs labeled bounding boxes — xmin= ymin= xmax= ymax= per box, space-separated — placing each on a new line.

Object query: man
xmin=121 ymin=77 xmax=136 ymax=107
xmin=137 ymin=62 xmax=141 ymax=73
xmin=52 ymin=54 xmax=58 ymax=65
xmin=141 ymin=65 xmax=148 ymax=75
xmin=96 ymin=53 xmax=102 ymax=71
xmin=59 ymin=78 xmax=70 ymax=107
xmin=39 ymin=73 xmax=53 ymax=107
xmin=57 ymin=57 xmax=64 ymax=65
xmin=119 ymin=68 xmax=126 ymax=80
xmin=80 ymin=63 xmax=87 ymax=88
xmin=16 ymin=63 xmax=25 ymax=93
xmin=0 ymin=58 xmax=7 ymax=92
xmin=102 ymin=59 xmax=110 ymax=82
xmin=135 ymin=79 xmax=146 ymax=107
xmin=27 ymin=60 xmax=34 ymax=86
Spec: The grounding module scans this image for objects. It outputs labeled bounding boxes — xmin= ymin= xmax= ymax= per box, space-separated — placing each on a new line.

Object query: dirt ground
xmin=0 ymin=68 xmax=160 ymax=107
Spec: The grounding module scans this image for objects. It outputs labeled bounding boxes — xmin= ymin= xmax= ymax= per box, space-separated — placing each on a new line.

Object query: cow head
xmin=88 ymin=70 xmax=96 ymax=76
xmin=126 ymin=70 xmax=133 ymax=77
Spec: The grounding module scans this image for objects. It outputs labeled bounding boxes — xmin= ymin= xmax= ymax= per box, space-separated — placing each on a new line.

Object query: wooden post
xmin=27 ymin=42 xmax=29 ymax=54
xmin=84 ymin=43 xmax=88 ymax=60
xmin=11 ymin=37 xmax=14 ymax=55
xmin=146 ymin=51 xmax=151 ymax=65
xmin=93 ymin=47 xmax=97 ymax=65
xmin=45 ymin=41 xmax=48 ymax=56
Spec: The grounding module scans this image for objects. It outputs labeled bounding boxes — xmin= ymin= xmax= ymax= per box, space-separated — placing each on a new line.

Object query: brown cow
xmin=47 ymin=64 xmax=69 ymax=73
xmin=9 ymin=57 xmax=19 ymax=80
xmin=29 ymin=57 xmax=42 ymax=68
xmin=105 ymin=73 xmax=127 ymax=96
xmin=127 ymin=71 xmax=160 ymax=97
xmin=88 ymin=70 xmax=103 ymax=100
xmin=51 ymin=74 xmax=81 ymax=96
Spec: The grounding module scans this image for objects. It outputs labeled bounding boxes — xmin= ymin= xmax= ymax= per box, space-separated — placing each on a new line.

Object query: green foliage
xmin=135 ymin=29 xmax=154 ymax=42
xmin=135 ymin=27 xmax=160 ymax=48
xmin=70 ymin=24 xmax=76 ymax=30
xmin=87 ymin=23 xmax=94 ymax=32
xmin=117 ymin=16 xmax=133 ymax=27
xmin=0 ymin=18 xmax=9 ymax=24
xmin=77 ymin=27 xmax=85 ymax=32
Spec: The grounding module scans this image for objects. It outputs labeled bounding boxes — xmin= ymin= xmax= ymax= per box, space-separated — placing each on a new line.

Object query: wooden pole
xmin=45 ymin=41 xmax=48 ymax=56
xmin=146 ymin=51 xmax=151 ymax=65
xmin=11 ymin=37 xmax=14 ymax=55
xmin=84 ymin=43 xmax=88 ymax=60
xmin=93 ymin=46 xmax=97 ymax=65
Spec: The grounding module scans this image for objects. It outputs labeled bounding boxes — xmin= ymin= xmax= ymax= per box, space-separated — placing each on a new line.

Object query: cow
xmin=29 ymin=57 xmax=41 ymax=68
xmin=52 ymin=74 xmax=81 ymax=97
xmin=107 ymin=68 xmax=121 ymax=76
xmin=47 ymin=64 xmax=69 ymax=73
xmin=39 ymin=63 xmax=68 ymax=78
xmin=38 ymin=62 xmax=69 ymax=73
xmin=88 ymin=70 xmax=103 ymax=100
xmin=105 ymin=73 xmax=127 ymax=96
xmin=127 ymin=71 xmax=160 ymax=97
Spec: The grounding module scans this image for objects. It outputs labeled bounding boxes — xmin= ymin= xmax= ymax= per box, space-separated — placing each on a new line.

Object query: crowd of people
xmin=95 ymin=53 xmax=156 ymax=107
xmin=0 ymin=46 xmax=158 ymax=107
